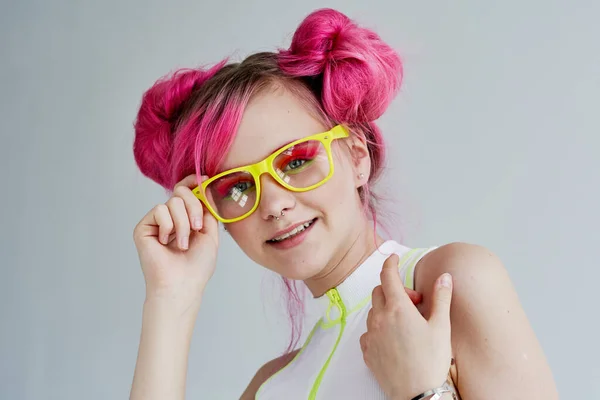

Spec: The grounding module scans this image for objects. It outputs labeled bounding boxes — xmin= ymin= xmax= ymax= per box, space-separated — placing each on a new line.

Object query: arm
xmin=129 ymin=298 xmax=199 ymax=400
xmin=415 ymin=242 xmax=558 ymax=399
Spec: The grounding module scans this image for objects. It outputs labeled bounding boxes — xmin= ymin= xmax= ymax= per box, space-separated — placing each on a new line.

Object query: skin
xmin=221 ymin=84 xmax=383 ymax=297
xmin=360 ymin=254 xmax=455 ymax=399
xmin=130 ymin=84 xmax=558 ymax=400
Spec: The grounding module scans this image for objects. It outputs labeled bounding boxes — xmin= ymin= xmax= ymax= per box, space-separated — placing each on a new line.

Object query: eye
xmin=227 ymin=181 xmax=253 ymax=197
xmin=284 ymin=159 xmax=307 ymax=171
xmin=277 ymin=141 xmax=321 ymax=173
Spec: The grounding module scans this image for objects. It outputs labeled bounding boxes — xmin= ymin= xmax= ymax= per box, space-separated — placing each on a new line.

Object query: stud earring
xmin=358 ymin=173 xmax=364 ymax=179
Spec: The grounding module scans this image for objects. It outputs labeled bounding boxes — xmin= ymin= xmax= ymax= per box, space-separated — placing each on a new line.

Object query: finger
xmin=152 ymin=204 xmax=174 ymax=245
xmin=166 ymin=196 xmax=191 ymax=250
xmin=174 ymin=173 xmax=201 ymax=190
xmin=186 ymin=208 xmax=219 ymax=251
xmin=173 ymin=184 xmax=204 ymax=232
xmin=429 ymin=273 xmax=454 ymax=329
xmin=380 ymin=254 xmax=407 ymax=305
xmin=359 ymin=333 xmax=368 ymax=354
xmin=175 ymin=173 xmax=218 ymax=234
xmin=404 ymin=287 xmax=423 ymax=305
xmin=366 ymin=308 xmax=373 ymax=328
xmin=371 ymin=285 xmax=385 ymax=309
xmin=195 ymin=175 xmax=219 ymax=240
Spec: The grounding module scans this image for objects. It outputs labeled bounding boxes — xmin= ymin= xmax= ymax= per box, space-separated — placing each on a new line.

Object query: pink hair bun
xmin=133 ymin=62 xmax=225 ymax=188
xmin=278 ymin=8 xmax=403 ymax=123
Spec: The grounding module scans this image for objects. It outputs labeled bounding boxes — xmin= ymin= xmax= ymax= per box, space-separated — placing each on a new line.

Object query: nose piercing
xmin=273 ymin=210 xmax=285 ymax=221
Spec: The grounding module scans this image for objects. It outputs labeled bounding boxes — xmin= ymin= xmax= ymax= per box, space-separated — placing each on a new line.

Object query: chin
xmin=269 ymin=258 xmax=324 ymax=281
xmin=280 ymin=268 xmax=321 ymax=281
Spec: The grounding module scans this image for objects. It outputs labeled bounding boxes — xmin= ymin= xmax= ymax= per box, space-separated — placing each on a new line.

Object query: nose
xmin=257 ymin=173 xmax=295 ymax=221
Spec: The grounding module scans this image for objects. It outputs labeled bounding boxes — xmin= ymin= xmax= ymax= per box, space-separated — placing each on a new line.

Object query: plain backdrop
xmin=1 ymin=0 xmax=599 ymax=398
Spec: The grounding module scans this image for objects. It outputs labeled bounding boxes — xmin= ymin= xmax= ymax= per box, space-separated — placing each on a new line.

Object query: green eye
xmin=285 ymin=159 xmax=306 ymax=170
xmin=224 ymin=182 xmax=254 ymax=200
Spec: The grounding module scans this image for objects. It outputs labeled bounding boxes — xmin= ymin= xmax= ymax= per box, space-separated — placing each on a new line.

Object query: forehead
xmin=219 ymin=87 xmax=327 ymax=171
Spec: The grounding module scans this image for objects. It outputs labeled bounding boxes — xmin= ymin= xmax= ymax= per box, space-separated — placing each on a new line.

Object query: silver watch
xmin=410 ymin=381 xmax=458 ymax=400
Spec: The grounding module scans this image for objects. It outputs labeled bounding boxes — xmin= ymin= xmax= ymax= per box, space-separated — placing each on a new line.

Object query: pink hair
xmin=133 ymin=8 xmax=403 ymax=354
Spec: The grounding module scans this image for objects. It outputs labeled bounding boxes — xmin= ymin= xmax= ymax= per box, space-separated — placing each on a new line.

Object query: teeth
xmin=271 ymin=220 xmax=314 ymax=242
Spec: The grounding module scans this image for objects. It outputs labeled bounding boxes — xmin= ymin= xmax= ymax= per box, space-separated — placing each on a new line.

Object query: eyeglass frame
xmin=192 ymin=124 xmax=350 ymax=223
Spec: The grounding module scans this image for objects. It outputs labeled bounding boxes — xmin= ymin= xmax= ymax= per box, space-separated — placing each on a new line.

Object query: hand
xmin=359 ymin=254 xmax=454 ymax=400
xmin=133 ymin=174 xmax=219 ymax=316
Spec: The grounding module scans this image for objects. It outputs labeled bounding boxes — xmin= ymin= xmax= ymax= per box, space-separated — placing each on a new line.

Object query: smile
xmin=268 ymin=218 xmax=317 ymax=242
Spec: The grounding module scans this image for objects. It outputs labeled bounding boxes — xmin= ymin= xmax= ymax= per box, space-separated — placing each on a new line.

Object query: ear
xmin=346 ymin=134 xmax=371 ymax=188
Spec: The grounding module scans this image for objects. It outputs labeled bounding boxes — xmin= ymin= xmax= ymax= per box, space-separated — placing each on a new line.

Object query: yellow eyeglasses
xmin=192 ymin=125 xmax=350 ymax=223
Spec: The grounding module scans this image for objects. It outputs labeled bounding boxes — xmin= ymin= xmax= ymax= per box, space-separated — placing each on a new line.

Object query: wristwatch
xmin=410 ymin=381 xmax=458 ymax=400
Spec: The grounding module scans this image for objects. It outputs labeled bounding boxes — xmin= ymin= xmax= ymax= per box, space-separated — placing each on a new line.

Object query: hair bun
xmin=278 ymin=8 xmax=348 ymax=74
xmin=133 ymin=62 xmax=224 ymax=188
xmin=278 ymin=8 xmax=403 ymax=123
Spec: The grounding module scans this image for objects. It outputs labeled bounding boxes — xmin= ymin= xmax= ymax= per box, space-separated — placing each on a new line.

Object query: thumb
xmin=429 ymin=273 xmax=453 ymax=328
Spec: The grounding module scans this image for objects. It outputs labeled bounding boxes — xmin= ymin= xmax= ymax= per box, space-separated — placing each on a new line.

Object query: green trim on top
xmin=256 ymin=247 xmax=435 ymax=399
xmin=255 ymin=320 xmax=320 ymax=399
xmin=404 ymin=248 xmax=430 ymax=290
xmin=308 ymin=288 xmax=347 ymax=400
xmin=321 ymin=289 xmax=345 ymax=329
xmin=399 ymin=248 xmax=420 ymax=287
xmin=345 ymin=248 xmax=422 ymax=316
xmin=308 ymin=251 xmax=424 ymax=399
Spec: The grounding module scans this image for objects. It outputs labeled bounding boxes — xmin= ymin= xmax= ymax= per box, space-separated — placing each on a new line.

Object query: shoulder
xmin=414 ymin=241 xmax=512 ymax=319
xmin=414 ymin=242 xmax=559 ymax=398
xmin=239 ymin=349 xmax=301 ymax=400
xmin=415 ymin=242 xmax=507 ymax=293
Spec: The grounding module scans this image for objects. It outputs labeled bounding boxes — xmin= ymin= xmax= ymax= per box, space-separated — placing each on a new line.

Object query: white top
xmin=256 ymin=240 xmax=439 ymax=400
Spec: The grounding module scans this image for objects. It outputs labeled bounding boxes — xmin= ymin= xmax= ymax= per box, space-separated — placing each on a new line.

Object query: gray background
xmin=1 ymin=0 xmax=598 ymax=398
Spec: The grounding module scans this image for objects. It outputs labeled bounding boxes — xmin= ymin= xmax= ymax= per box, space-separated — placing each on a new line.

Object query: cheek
xmin=225 ymin=218 xmax=262 ymax=249
xmin=311 ymin=169 xmax=360 ymax=219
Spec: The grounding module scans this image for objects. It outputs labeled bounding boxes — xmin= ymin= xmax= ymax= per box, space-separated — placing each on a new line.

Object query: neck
xmin=303 ymin=221 xmax=385 ymax=298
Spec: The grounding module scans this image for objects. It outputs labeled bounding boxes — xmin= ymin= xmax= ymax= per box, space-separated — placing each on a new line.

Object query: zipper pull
xmin=326 ymin=288 xmax=340 ymax=304
xmin=333 ymin=290 xmax=340 ymax=300
xmin=325 ymin=288 xmax=346 ymax=322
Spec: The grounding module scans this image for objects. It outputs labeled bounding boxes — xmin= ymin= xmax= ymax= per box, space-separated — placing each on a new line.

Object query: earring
xmin=358 ymin=173 xmax=364 ymax=179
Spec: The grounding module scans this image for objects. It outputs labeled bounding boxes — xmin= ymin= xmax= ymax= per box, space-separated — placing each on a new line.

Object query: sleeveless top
xmin=256 ymin=240 xmax=439 ymax=400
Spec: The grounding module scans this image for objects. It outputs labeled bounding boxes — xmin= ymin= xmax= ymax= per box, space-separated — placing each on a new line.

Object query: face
xmin=220 ymin=85 xmax=372 ymax=280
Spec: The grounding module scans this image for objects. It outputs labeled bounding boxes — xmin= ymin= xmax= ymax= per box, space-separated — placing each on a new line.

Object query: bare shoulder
xmin=413 ymin=242 xmax=559 ymax=398
xmin=239 ymin=349 xmax=301 ymax=400
xmin=415 ymin=242 xmax=503 ymax=292
xmin=413 ymin=241 xmax=510 ymax=318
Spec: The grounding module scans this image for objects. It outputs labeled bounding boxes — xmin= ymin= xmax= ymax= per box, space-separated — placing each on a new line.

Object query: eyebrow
xmin=216 ymin=137 xmax=299 ymax=175
xmin=266 ymin=138 xmax=297 ymax=156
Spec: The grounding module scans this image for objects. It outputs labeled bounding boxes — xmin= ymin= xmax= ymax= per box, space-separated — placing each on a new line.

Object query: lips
xmin=267 ymin=218 xmax=318 ymax=242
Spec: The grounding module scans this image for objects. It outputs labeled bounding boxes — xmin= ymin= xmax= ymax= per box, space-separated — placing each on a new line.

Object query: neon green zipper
xmin=308 ymin=288 xmax=347 ymax=400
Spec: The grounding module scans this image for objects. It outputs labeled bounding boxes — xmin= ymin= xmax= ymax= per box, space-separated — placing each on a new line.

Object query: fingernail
xmin=193 ymin=217 xmax=202 ymax=230
xmin=180 ymin=236 xmax=189 ymax=249
xmin=440 ymin=273 xmax=452 ymax=288
xmin=161 ymin=235 xmax=169 ymax=244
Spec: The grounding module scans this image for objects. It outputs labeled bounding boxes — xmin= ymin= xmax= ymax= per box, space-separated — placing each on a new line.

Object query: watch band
xmin=410 ymin=381 xmax=457 ymax=400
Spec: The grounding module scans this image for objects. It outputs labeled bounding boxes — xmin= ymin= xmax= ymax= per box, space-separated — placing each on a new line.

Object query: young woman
xmin=129 ymin=8 xmax=558 ymax=400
